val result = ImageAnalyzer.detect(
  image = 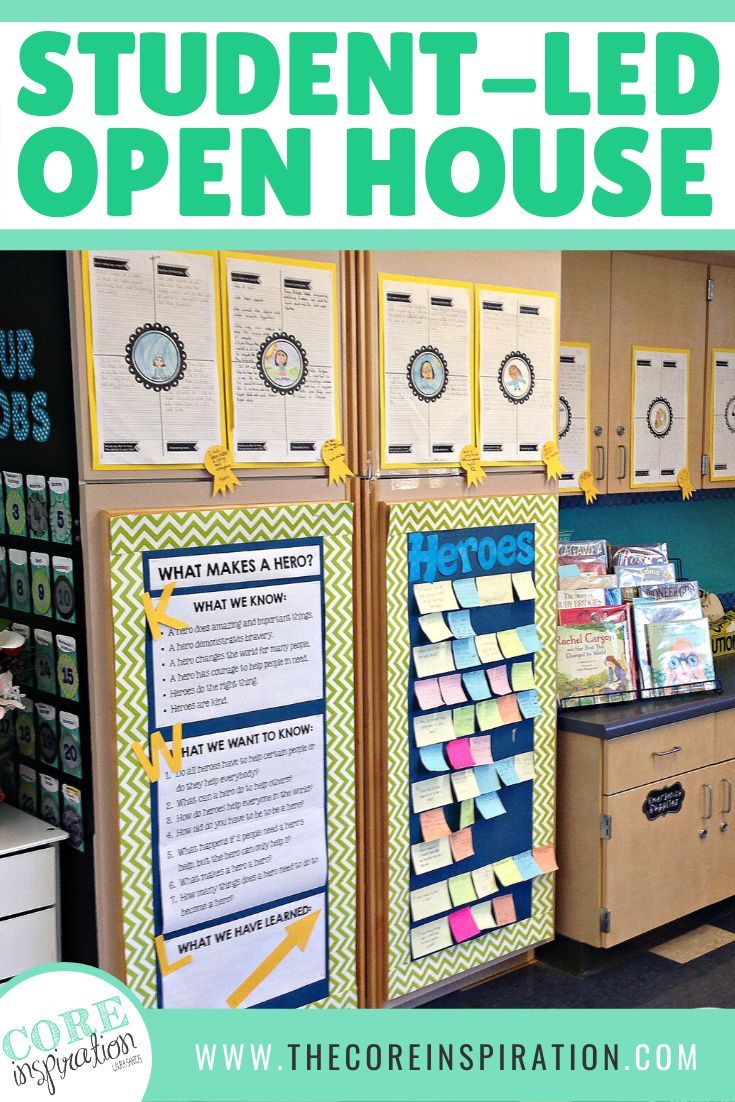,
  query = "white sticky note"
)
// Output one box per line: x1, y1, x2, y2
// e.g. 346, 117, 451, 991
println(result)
419, 612, 453, 643
410, 915, 453, 958
414, 582, 459, 615
475, 633, 503, 664
451, 768, 481, 801
414, 641, 455, 679
514, 751, 535, 782
512, 571, 537, 601
411, 774, 453, 813
410, 880, 452, 922
411, 837, 453, 876
470, 900, 497, 931
471, 863, 499, 899
413, 709, 456, 747
477, 574, 514, 606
